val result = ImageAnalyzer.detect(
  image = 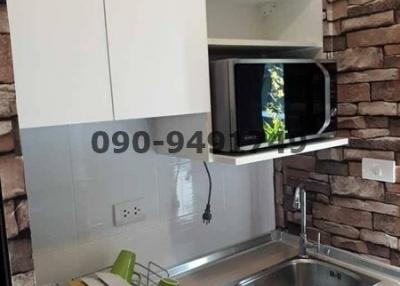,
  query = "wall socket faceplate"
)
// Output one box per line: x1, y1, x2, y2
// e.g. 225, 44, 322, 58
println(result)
362, 158, 396, 183
113, 198, 146, 227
